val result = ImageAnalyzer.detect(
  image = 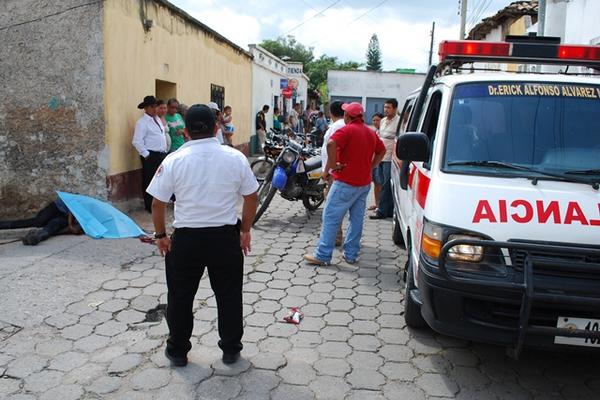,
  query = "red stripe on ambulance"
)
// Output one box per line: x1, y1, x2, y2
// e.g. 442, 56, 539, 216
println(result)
473, 200, 600, 226
415, 170, 431, 209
